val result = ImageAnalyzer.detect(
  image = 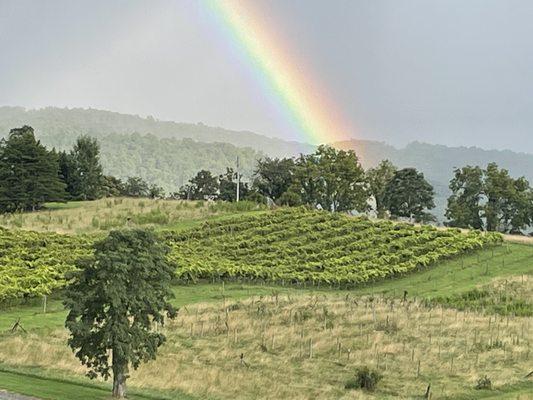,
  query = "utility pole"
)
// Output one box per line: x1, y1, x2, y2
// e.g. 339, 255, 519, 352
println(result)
236, 156, 240, 202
